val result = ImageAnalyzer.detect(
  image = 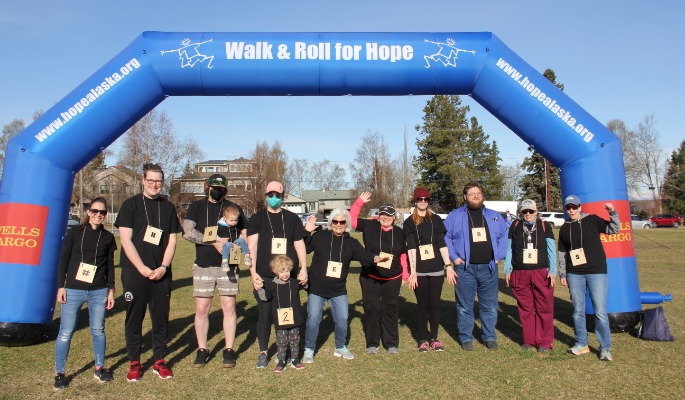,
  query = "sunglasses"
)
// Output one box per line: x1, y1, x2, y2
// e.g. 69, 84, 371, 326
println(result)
416, 197, 430, 203
522, 210, 536, 215
565, 204, 580, 210
331, 219, 347, 226
266, 191, 283, 199
89, 209, 107, 216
